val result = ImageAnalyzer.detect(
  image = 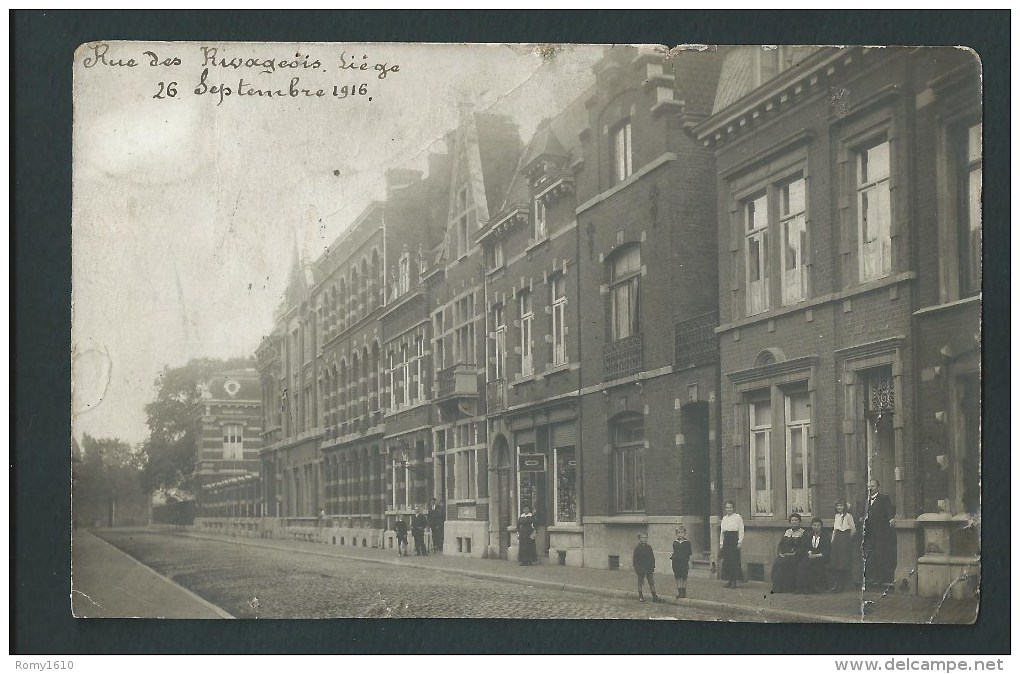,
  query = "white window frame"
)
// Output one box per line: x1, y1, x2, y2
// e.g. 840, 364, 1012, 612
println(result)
611, 120, 633, 184
551, 275, 567, 366
387, 352, 395, 412
612, 415, 645, 513
398, 253, 410, 295
415, 335, 425, 401
391, 459, 411, 510
553, 445, 578, 524
222, 423, 244, 460
400, 344, 410, 407
784, 391, 811, 517
492, 240, 505, 270
520, 291, 534, 376
534, 198, 547, 240
856, 138, 893, 283
749, 398, 773, 518
780, 176, 808, 306
493, 304, 506, 380
745, 193, 770, 316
